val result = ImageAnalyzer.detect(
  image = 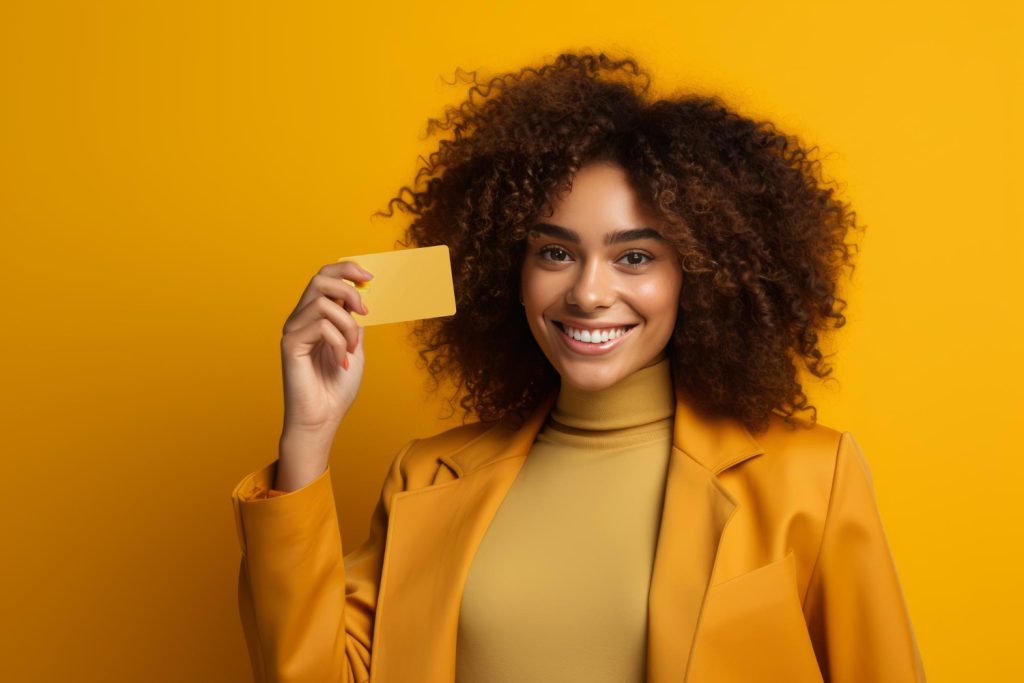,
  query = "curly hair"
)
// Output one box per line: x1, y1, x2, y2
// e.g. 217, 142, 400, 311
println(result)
373, 49, 863, 434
